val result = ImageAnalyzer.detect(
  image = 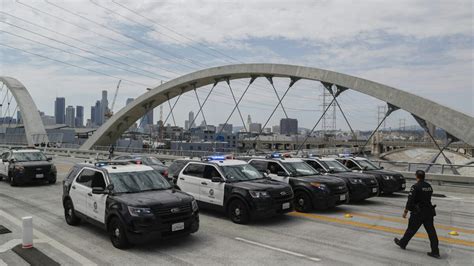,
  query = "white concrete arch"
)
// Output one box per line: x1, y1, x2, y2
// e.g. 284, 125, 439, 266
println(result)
0, 76, 49, 146
81, 64, 474, 149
